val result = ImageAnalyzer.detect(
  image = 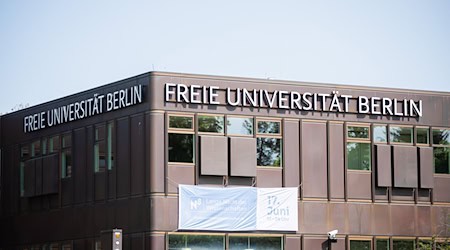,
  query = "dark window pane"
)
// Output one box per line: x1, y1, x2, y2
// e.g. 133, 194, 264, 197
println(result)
417, 128, 429, 144
373, 125, 387, 143
62, 134, 72, 148
434, 147, 450, 174
350, 240, 371, 250
230, 236, 282, 250
21, 145, 30, 159
258, 121, 281, 134
348, 126, 369, 139
42, 138, 47, 155
347, 142, 371, 170
257, 137, 282, 166
62, 149, 72, 178
433, 129, 450, 145
95, 125, 105, 141
227, 117, 253, 135
169, 116, 193, 129
418, 240, 433, 250
393, 239, 415, 250
20, 162, 24, 197
49, 135, 60, 153
168, 234, 224, 250
376, 239, 389, 250
390, 126, 413, 143
31, 140, 41, 157
198, 115, 224, 133
94, 141, 106, 173
107, 122, 115, 170
169, 133, 194, 163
